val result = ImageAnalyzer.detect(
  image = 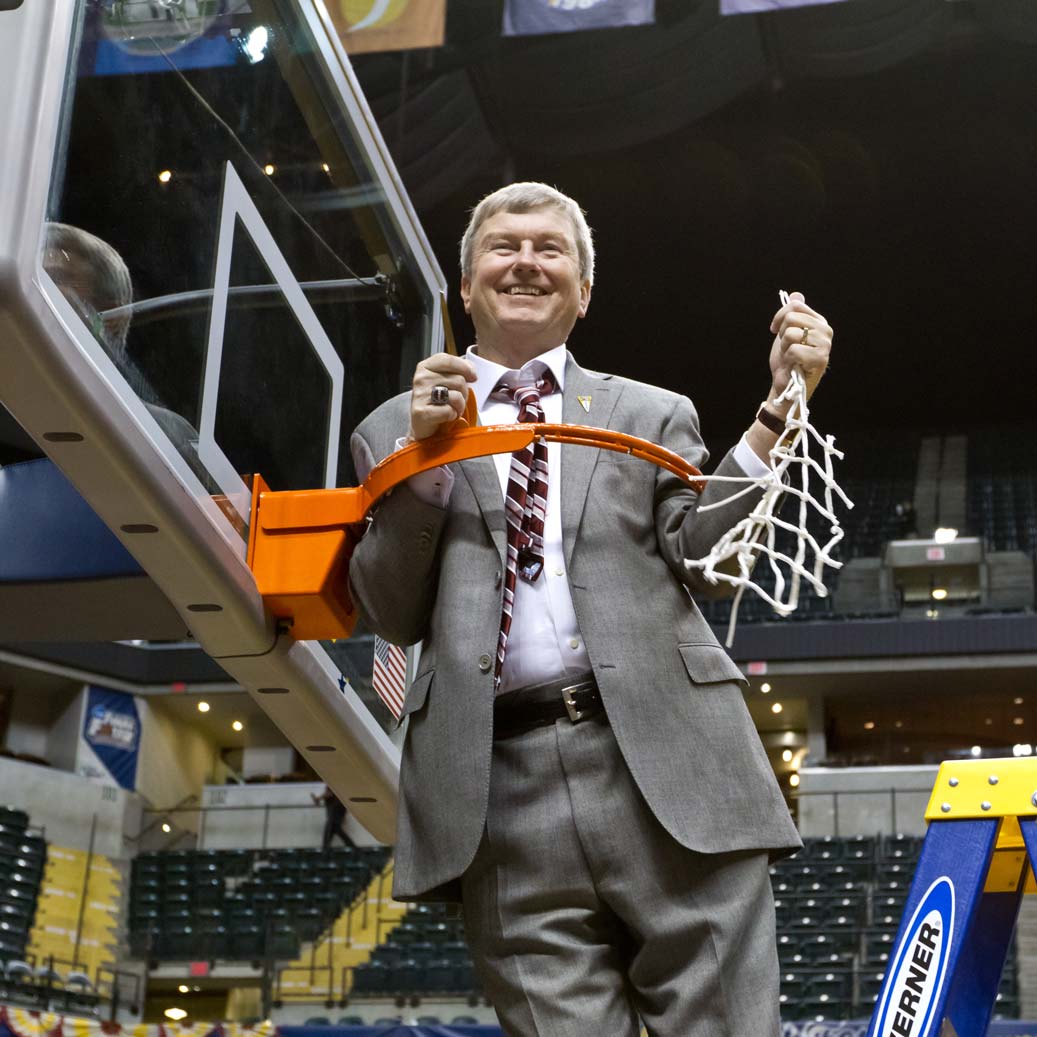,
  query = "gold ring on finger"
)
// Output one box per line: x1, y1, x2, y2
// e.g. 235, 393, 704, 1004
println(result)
800, 326, 810, 345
